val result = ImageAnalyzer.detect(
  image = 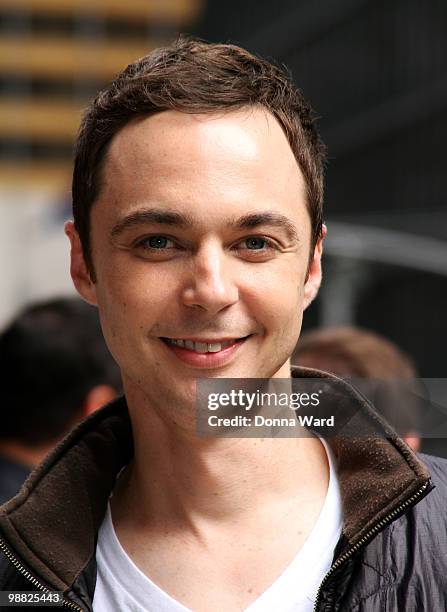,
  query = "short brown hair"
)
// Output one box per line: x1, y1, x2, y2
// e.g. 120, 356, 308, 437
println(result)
72, 36, 326, 276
